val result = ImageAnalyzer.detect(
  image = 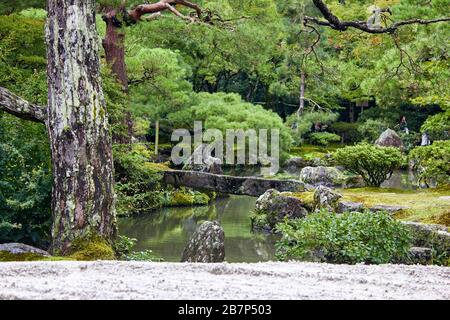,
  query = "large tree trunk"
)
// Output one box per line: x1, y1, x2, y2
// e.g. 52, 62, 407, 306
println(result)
46, 0, 116, 254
